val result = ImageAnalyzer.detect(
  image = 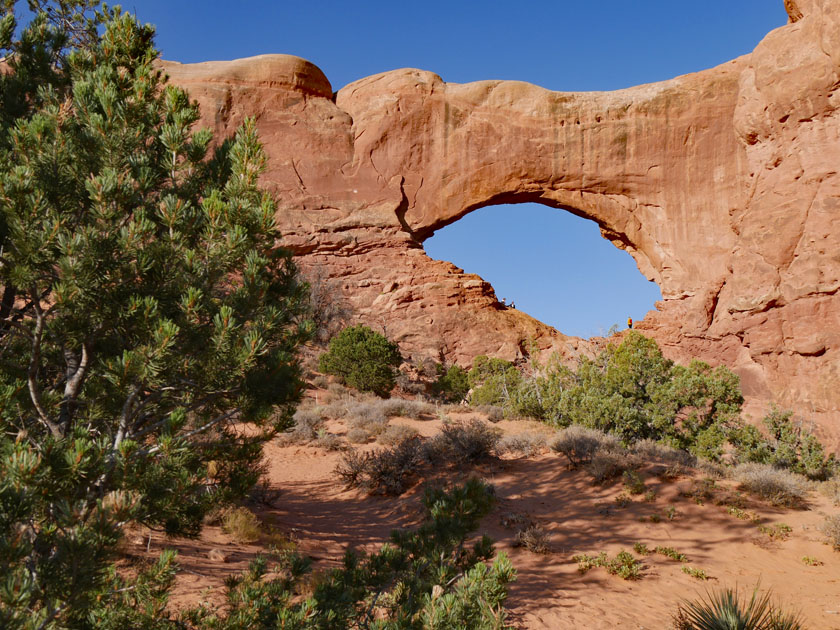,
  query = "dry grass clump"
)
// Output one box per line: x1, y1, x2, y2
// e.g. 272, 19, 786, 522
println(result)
344, 402, 388, 439
632, 439, 696, 479
221, 507, 262, 543
587, 449, 635, 484
335, 437, 424, 495
551, 425, 621, 468
821, 514, 840, 550
377, 423, 420, 446
497, 432, 547, 457
315, 431, 346, 451
516, 524, 551, 554
475, 404, 504, 423
425, 419, 501, 465
310, 374, 330, 389
377, 398, 433, 419
819, 478, 840, 506
734, 463, 809, 507
346, 427, 373, 444
280, 407, 325, 443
